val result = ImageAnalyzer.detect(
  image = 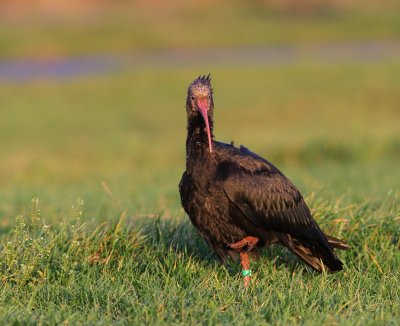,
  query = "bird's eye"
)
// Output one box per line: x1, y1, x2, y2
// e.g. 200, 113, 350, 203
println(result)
190, 96, 195, 101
